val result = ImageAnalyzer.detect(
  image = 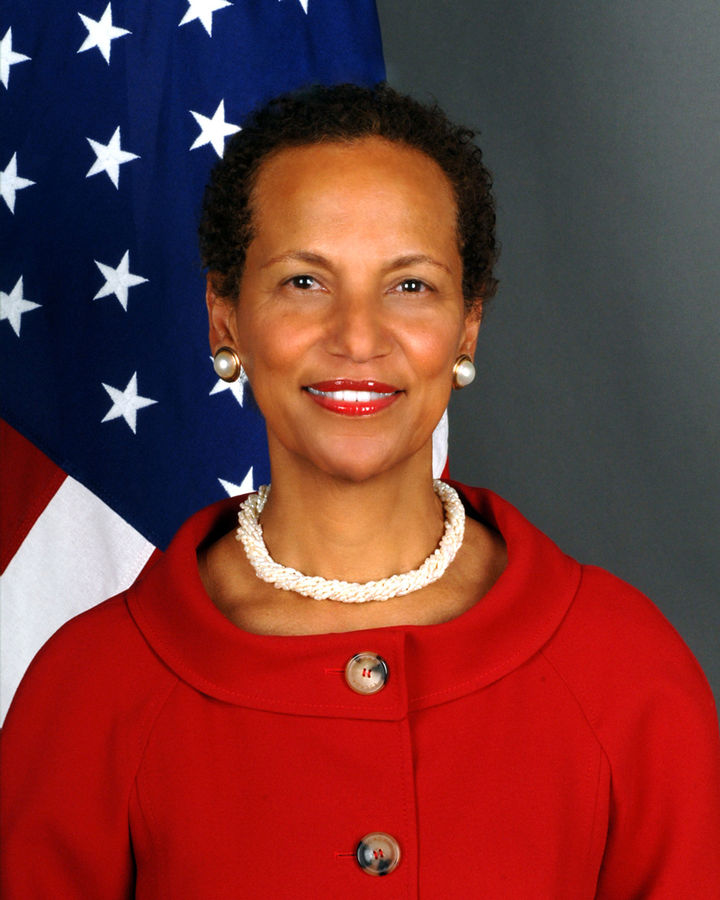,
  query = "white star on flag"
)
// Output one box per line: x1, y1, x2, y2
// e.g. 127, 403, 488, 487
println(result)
77, 3, 130, 64
0, 276, 41, 337
0, 152, 35, 213
209, 358, 247, 406
86, 127, 140, 188
101, 372, 158, 434
94, 251, 149, 311
219, 468, 254, 496
190, 100, 240, 157
179, 0, 233, 37
1, 27, 31, 89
